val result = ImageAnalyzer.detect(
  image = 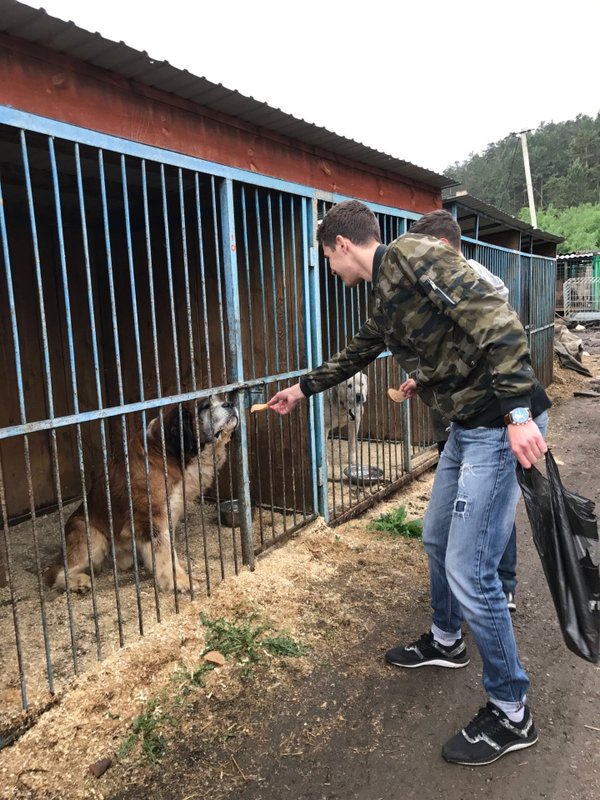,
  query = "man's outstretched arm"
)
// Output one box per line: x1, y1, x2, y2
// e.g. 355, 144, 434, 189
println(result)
268, 382, 305, 415
268, 316, 386, 415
